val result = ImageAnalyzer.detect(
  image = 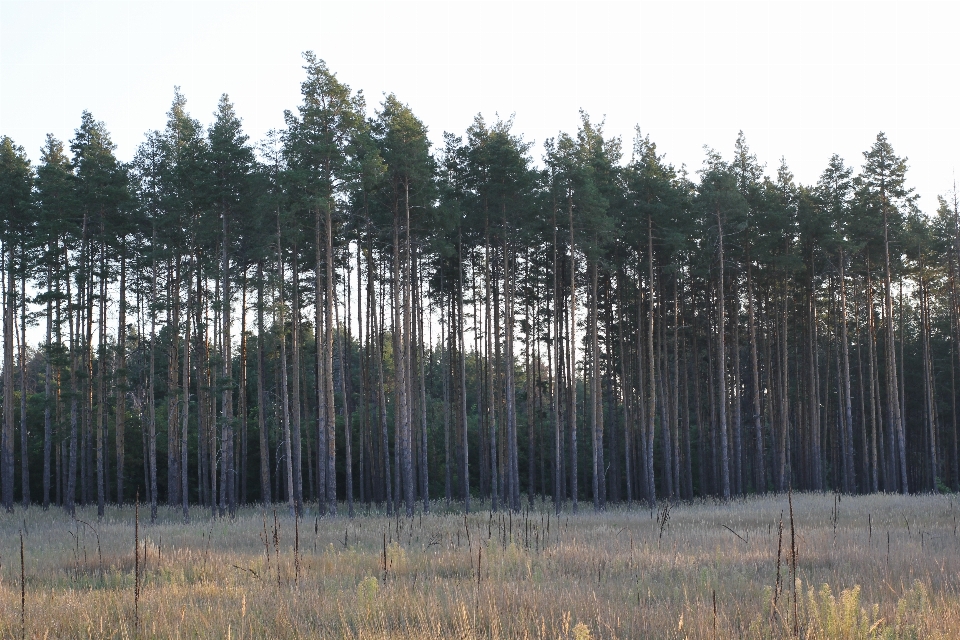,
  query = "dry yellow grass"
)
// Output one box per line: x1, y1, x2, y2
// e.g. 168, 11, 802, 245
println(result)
0, 493, 958, 638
